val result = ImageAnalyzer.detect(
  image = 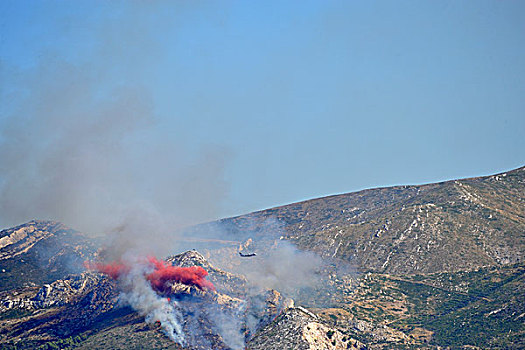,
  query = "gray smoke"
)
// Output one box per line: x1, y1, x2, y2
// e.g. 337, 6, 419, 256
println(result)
0, 58, 229, 236
0, 5, 233, 344
239, 239, 323, 295
0, 5, 335, 348
199, 218, 324, 297
209, 300, 247, 350
183, 218, 325, 347
0, 3, 230, 238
